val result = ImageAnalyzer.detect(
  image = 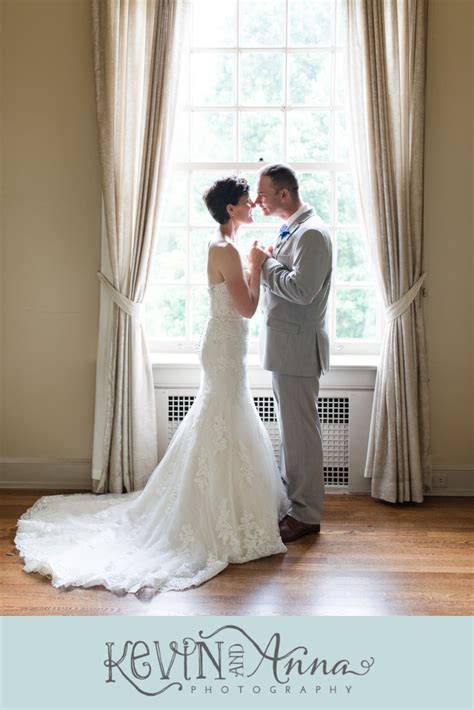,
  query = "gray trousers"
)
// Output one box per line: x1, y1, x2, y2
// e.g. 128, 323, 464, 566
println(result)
272, 372, 324, 524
